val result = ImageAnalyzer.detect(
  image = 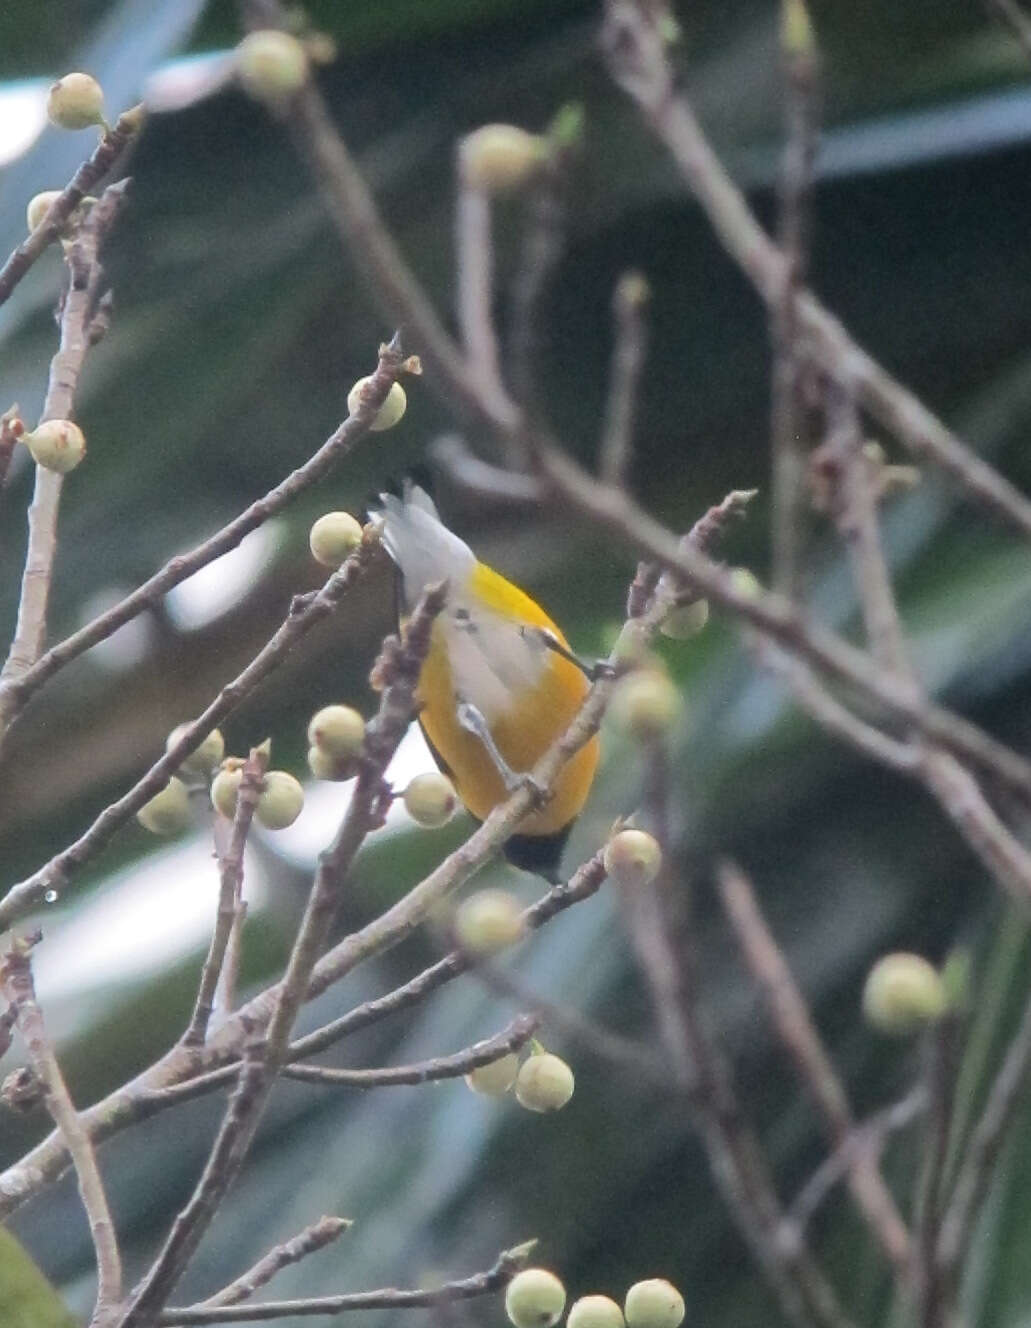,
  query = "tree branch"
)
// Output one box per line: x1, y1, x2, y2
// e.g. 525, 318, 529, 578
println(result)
0, 531, 386, 930
0, 106, 143, 307
716, 859, 912, 1279
0, 336, 407, 741
282, 1014, 539, 1087
2, 181, 128, 690
156, 1242, 534, 1325
1, 937, 123, 1324
197, 1216, 351, 1310
600, 0, 1031, 539
181, 747, 268, 1048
